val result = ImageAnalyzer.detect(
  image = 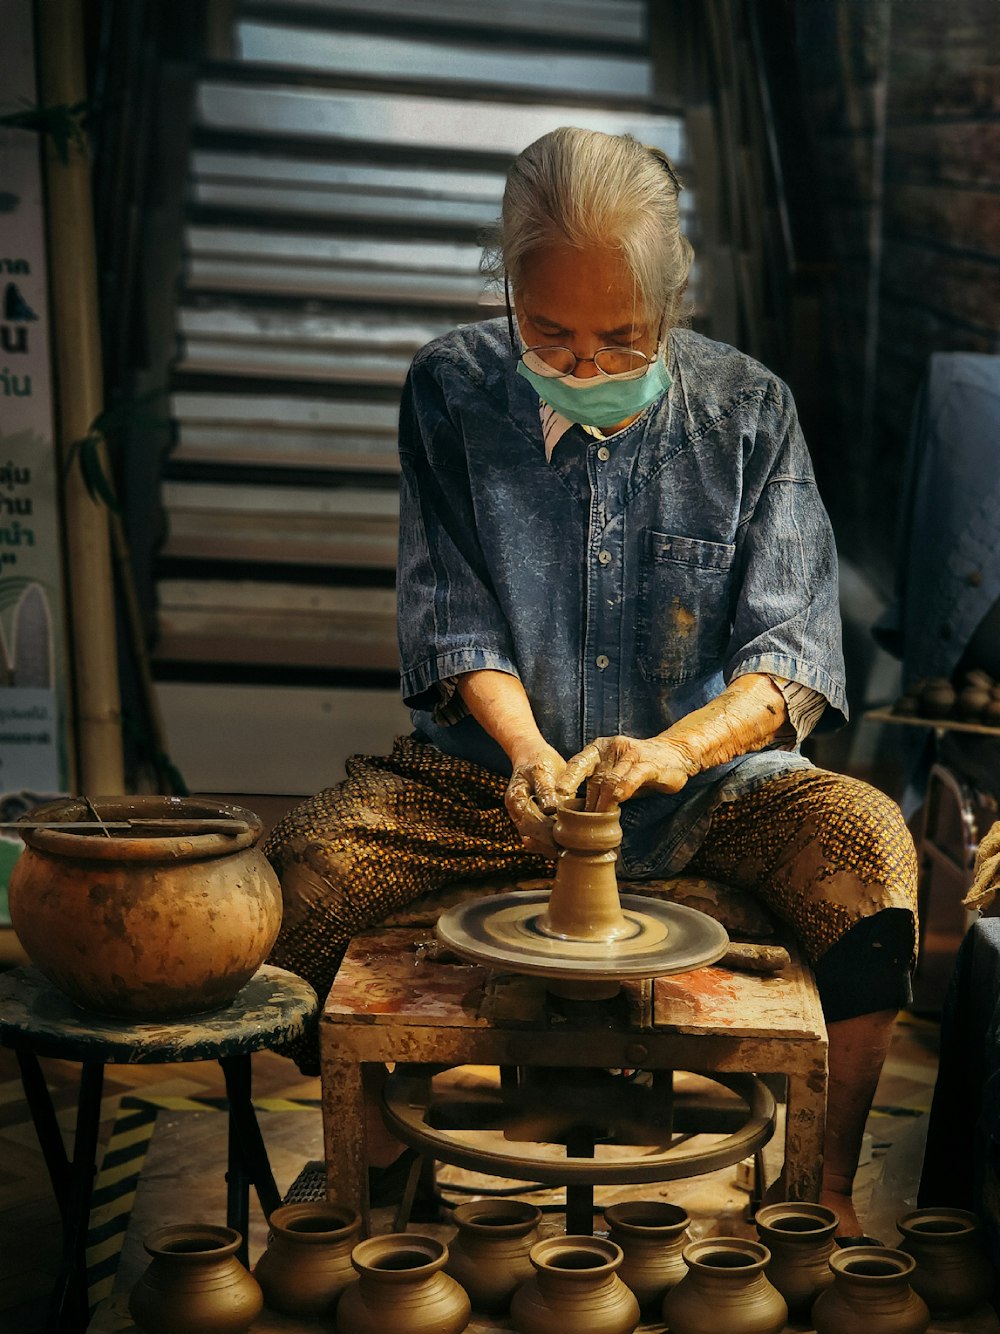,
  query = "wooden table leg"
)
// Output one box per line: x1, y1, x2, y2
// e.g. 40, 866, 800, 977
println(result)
322, 1058, 370, 1233
783, 1058, 828, 1202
